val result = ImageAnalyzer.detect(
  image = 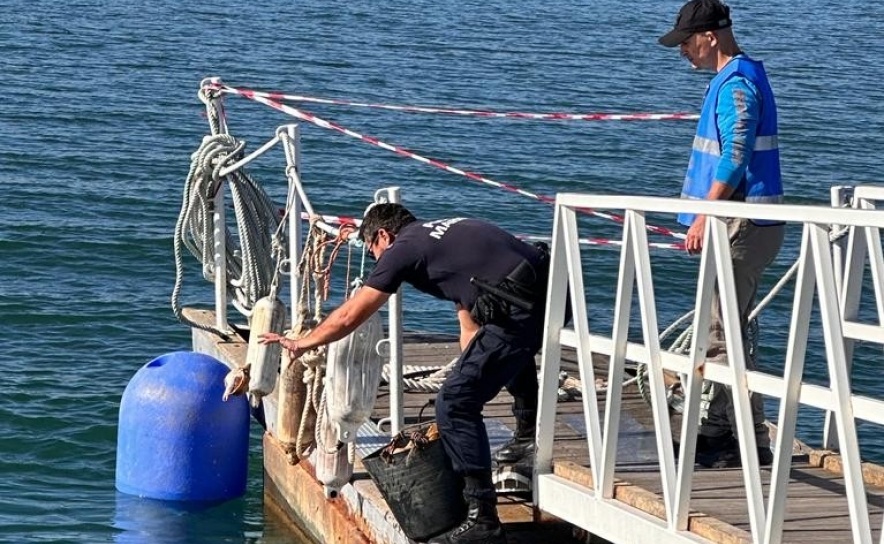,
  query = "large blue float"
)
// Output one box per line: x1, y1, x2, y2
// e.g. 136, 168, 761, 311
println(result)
115, 351, 250, 501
